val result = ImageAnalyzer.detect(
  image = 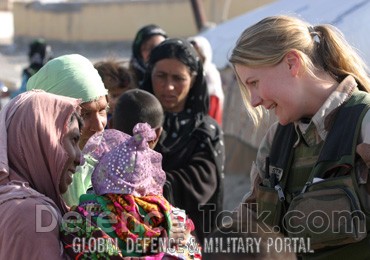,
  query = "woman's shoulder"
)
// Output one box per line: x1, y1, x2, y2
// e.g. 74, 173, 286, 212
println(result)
0, 196, 60, 235
0, 197, 67, 259
0, 195, 56, 213
194, 115, 223, 139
